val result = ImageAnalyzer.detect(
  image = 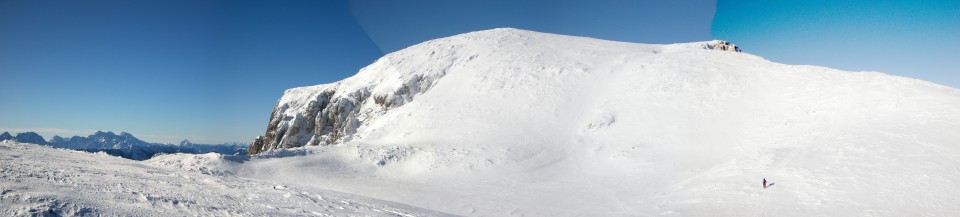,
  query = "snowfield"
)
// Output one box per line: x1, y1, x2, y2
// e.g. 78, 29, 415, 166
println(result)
238, 28, 960, 216
0, 141, 449, 216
